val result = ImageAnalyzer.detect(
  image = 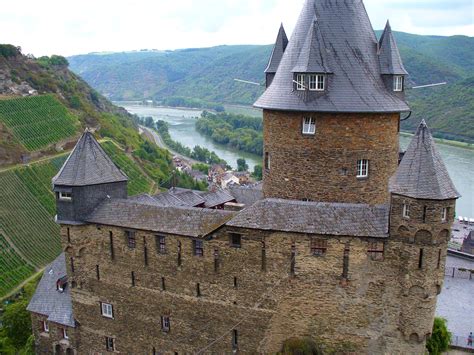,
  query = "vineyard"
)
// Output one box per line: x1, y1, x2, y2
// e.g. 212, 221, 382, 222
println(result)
0, 95, 80, 151
102, 141, 154, 195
